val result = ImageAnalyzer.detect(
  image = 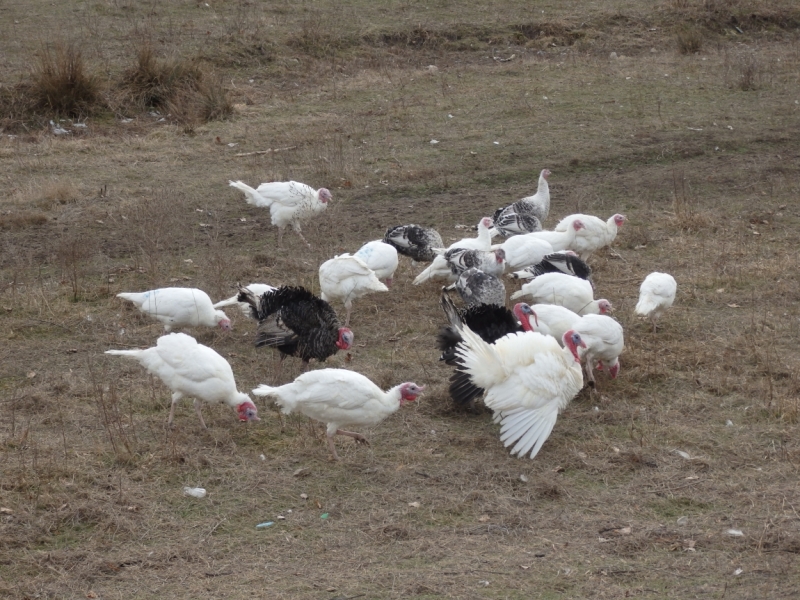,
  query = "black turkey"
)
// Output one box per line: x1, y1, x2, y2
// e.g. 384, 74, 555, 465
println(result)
237, 285, 353, 369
